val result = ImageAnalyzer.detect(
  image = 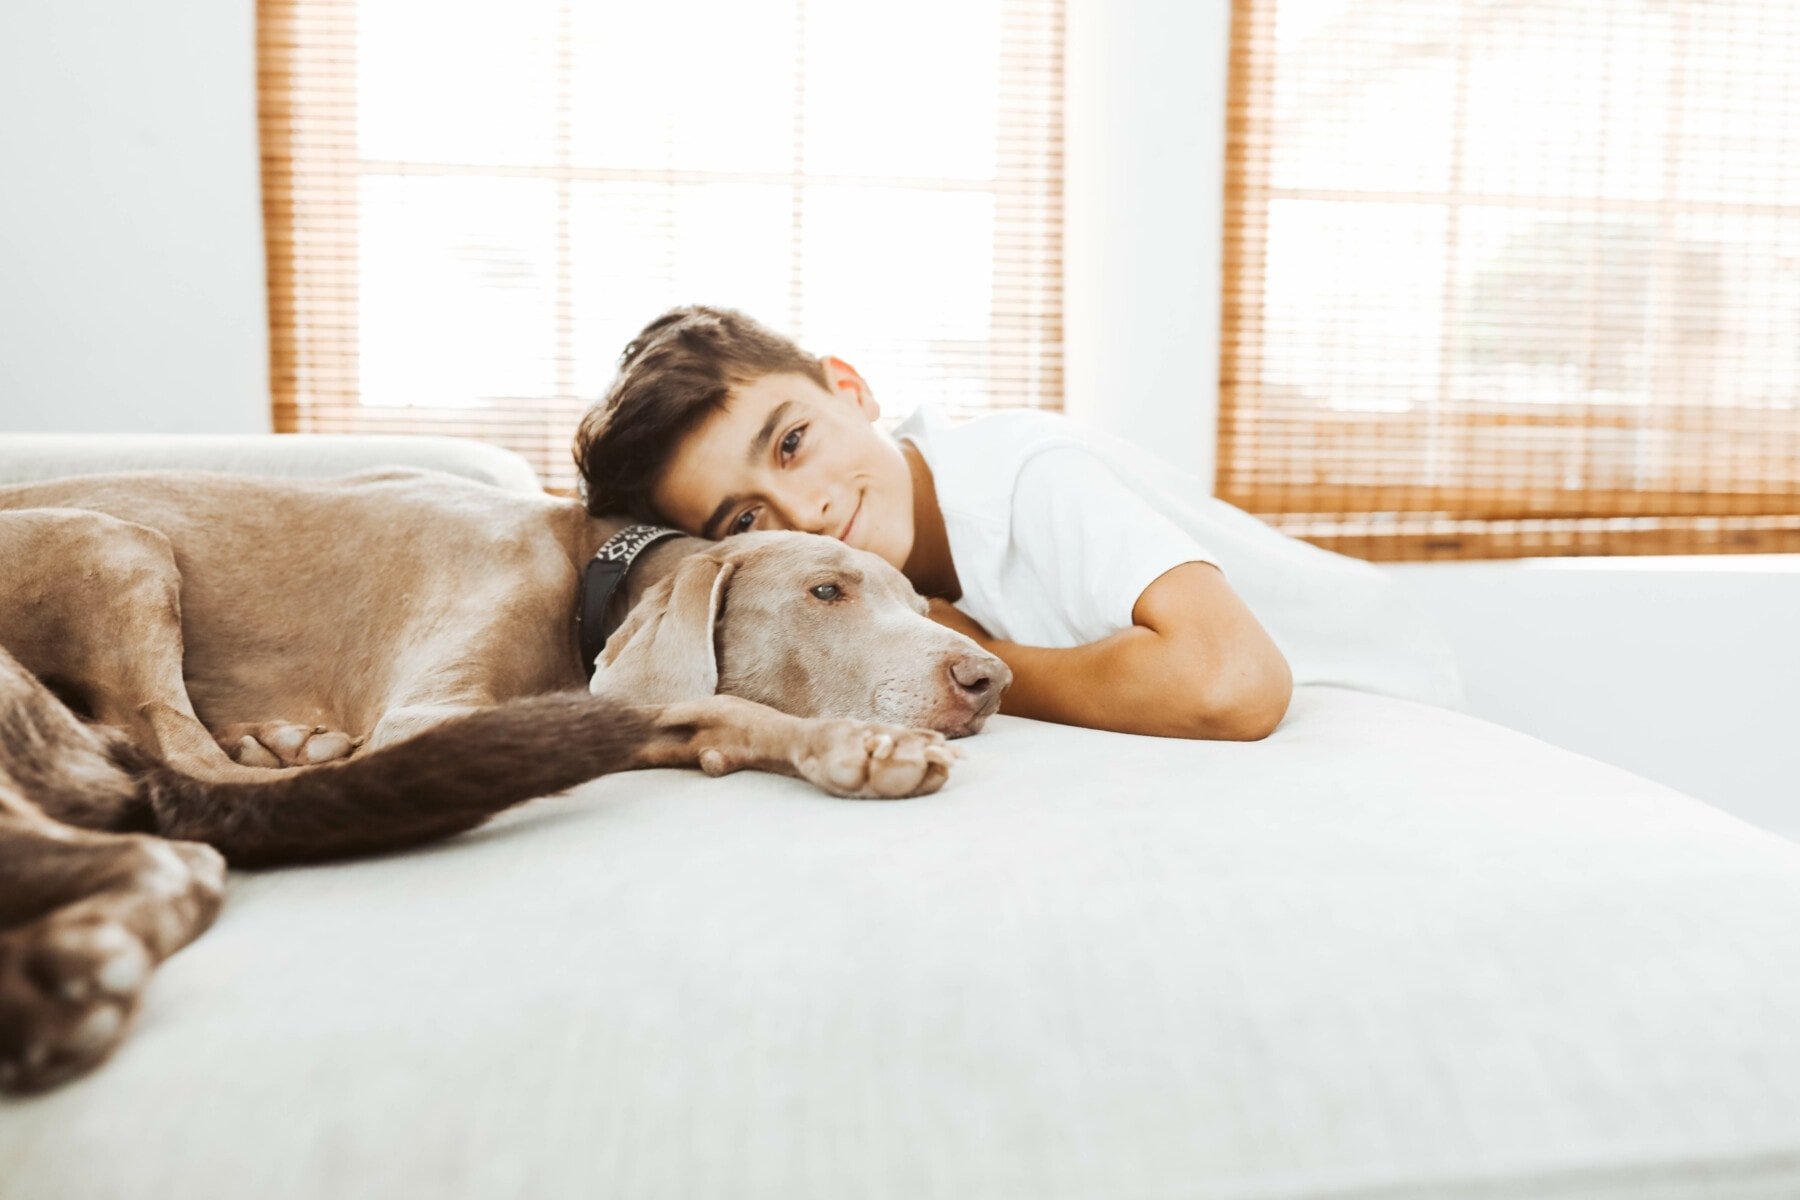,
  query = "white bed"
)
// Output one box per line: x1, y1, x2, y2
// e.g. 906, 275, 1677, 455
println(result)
4, 685, 1800, 1199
